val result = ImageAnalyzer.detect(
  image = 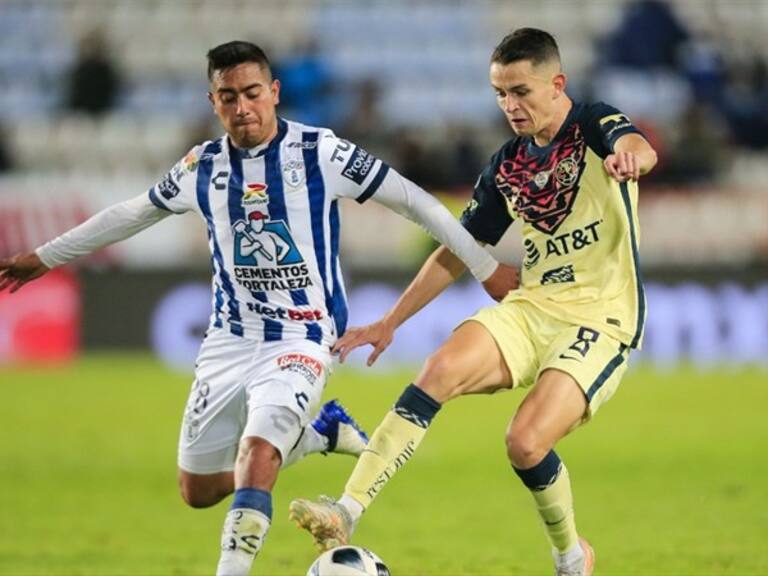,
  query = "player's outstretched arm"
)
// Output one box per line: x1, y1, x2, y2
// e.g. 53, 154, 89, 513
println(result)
0, 252, 50, 293
334, 244, 463, 365
36, 193, 170, 269
1, 193, 170, 295
603, 133, 658, 182
334, 247, 518, 366
370, 171, 500, 284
